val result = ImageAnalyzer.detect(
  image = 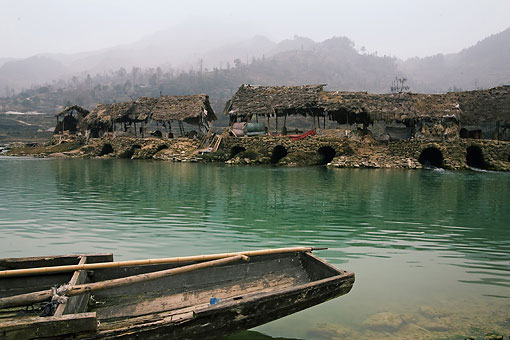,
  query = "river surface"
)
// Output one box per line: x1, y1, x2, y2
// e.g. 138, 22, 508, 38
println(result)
1, 157, 509, 339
